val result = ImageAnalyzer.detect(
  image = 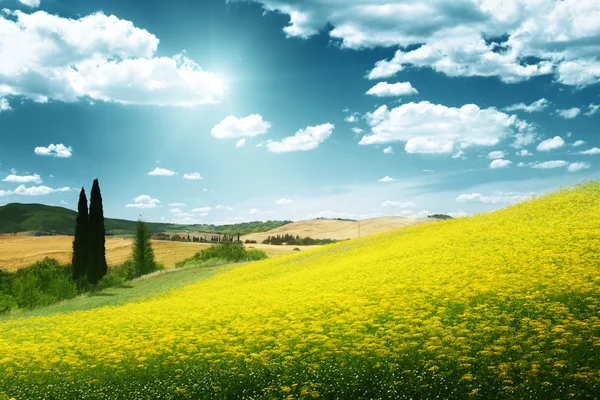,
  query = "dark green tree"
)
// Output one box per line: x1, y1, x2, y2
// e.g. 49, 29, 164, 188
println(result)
87, 179, 107, 290
132, 219, 157, 277
71, 187, 90, 293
